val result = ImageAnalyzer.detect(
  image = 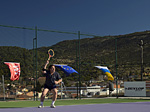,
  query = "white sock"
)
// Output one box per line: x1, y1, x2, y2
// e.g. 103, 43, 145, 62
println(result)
40, 102, 43, 105
51, 101, 55, 105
